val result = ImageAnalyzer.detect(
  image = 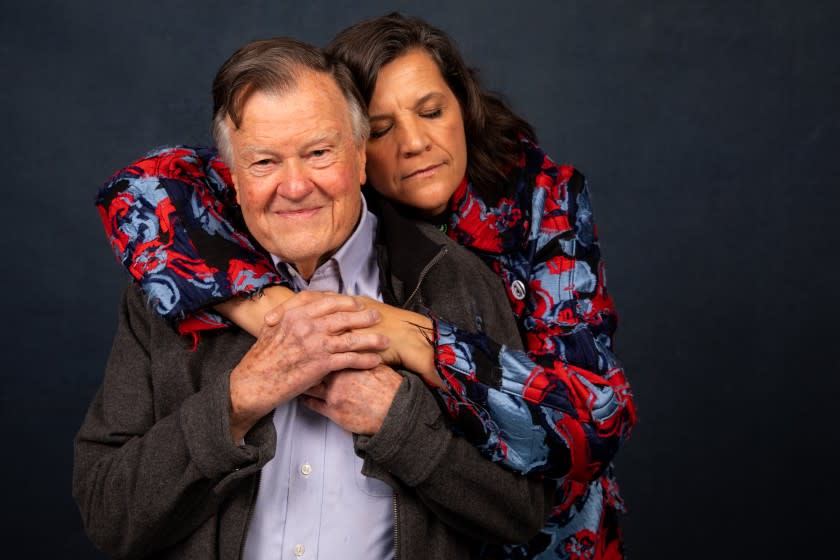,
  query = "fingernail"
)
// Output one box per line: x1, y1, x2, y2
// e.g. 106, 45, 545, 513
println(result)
265, 311, 278, 323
